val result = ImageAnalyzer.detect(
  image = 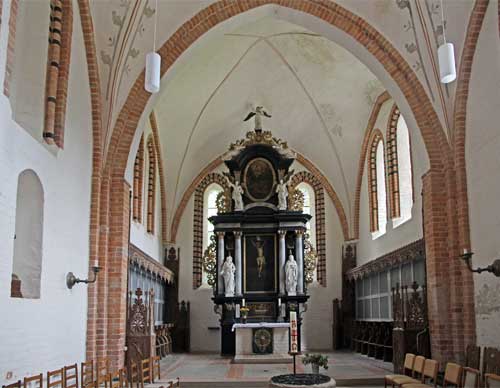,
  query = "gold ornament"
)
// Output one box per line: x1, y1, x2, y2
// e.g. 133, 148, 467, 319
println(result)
224, 130, 296, 160
303, 233, 318, 284
288, 188, 305, 212
202, 234, 217, 287
216, 190, 231, 213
